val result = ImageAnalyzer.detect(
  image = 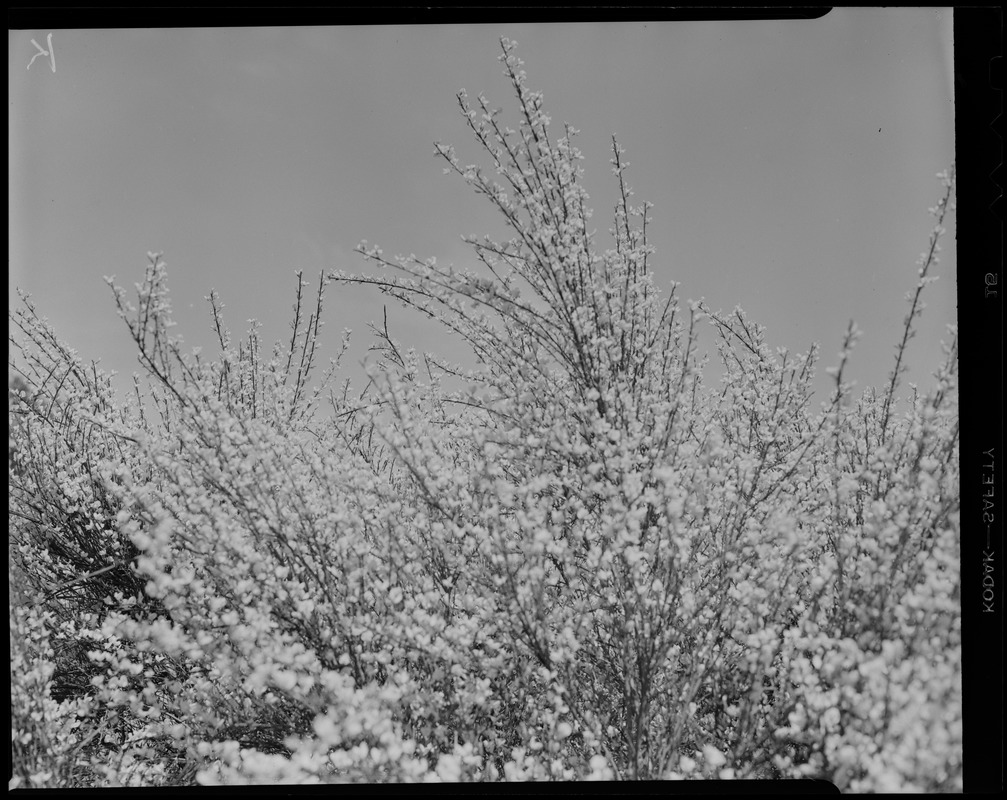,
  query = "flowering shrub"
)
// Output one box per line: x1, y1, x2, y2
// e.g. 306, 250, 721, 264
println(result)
9, 39, 959, 789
